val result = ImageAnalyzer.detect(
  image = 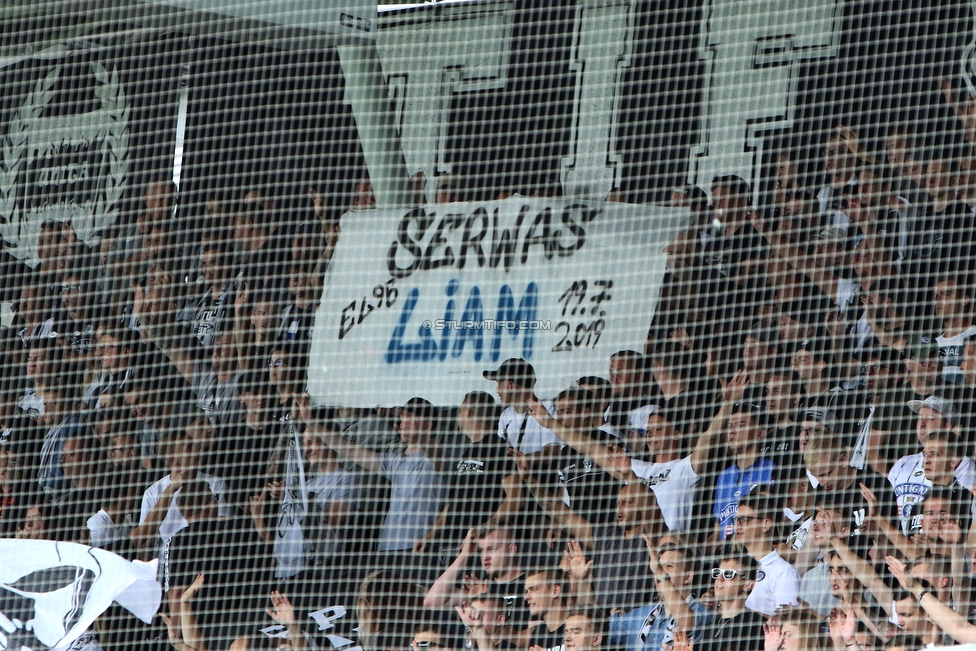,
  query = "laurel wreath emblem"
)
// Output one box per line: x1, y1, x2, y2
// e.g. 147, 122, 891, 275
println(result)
0, 61, 129, 265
